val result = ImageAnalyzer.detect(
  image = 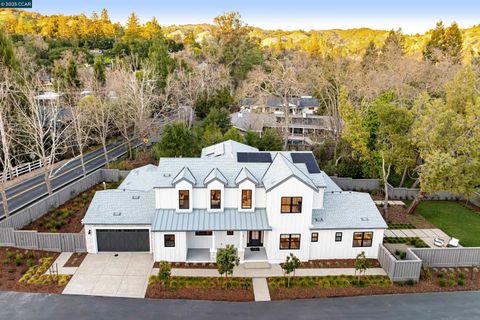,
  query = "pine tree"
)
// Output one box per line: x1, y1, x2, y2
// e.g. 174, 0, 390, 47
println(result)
382, 29, 405, 56
93, 57, 106, 86
423, 21, 446, 63
66, 56, 81, 88
143, 17, 162, 39
362, 40, 379, 69
148, 32, 173, 89
0, 29, 18, 70
444, 22, 463, 64
125, 12, 141, 39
